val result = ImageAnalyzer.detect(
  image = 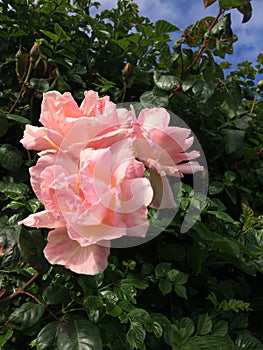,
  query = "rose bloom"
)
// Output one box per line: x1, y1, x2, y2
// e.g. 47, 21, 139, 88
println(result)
117, 106, 203, 208
20, 139, 153, 275
20, 90, 203, 275
20, 90, 128, 153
